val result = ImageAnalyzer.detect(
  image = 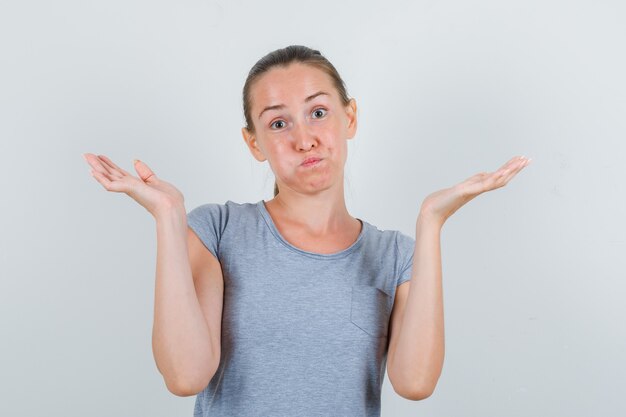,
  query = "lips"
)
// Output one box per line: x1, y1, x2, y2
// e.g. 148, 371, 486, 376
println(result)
301, 157, 322, 166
